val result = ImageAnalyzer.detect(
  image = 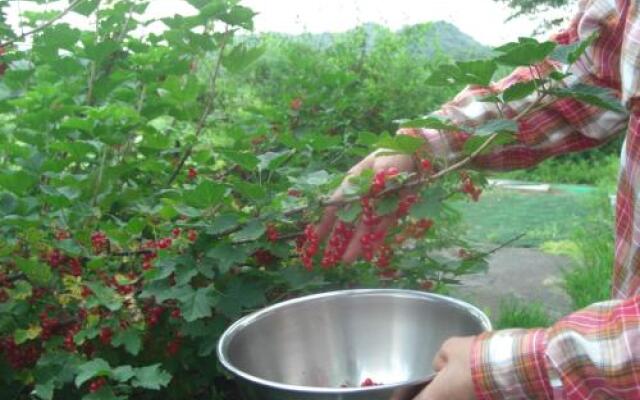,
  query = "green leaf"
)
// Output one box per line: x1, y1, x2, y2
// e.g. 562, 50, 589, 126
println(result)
206, 243, 251, 273
112, 329, 142, 356
549, 84, 626, 113
299, 170, 331, 186
112, 366, 135, 383
495, 39, 556, 66
475, 120, 518, 136
84, 40, 121, 64
183, 181, 226, 208
217, 279, 266, 318
86, 282, 123, 312
426, 60, 497, 87
218, 150, 259, 171
410, 187, 446, 220
337, 203, 362, 223
219, 5, 256, 30
0, 170, 37, 195
16, 258, 52, 286
206, 214, 240, 235
223, 44, 265, 73
75, 358, 111, 388
376, 196, 400, 216
502, 81, 537, 103
399, 116, 458, 131
132, 364, 172, 390
33, 381, 54, 400
463, 132, 516, 155
73, 0, 100, 16
180, 286, 217, 322
376, 134, 425, 154
14, 325, 41, 344
81, 386, 125, 400
230, 220, 265, 243
550, 32, 598, 65
456, 59, 498, 86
